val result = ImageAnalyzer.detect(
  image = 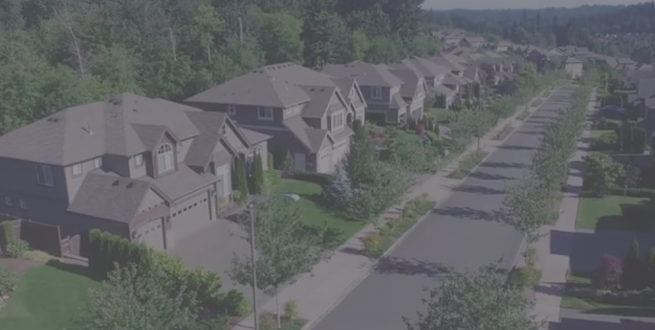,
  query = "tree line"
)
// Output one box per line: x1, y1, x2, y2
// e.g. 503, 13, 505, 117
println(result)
0, 0, 437, 135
